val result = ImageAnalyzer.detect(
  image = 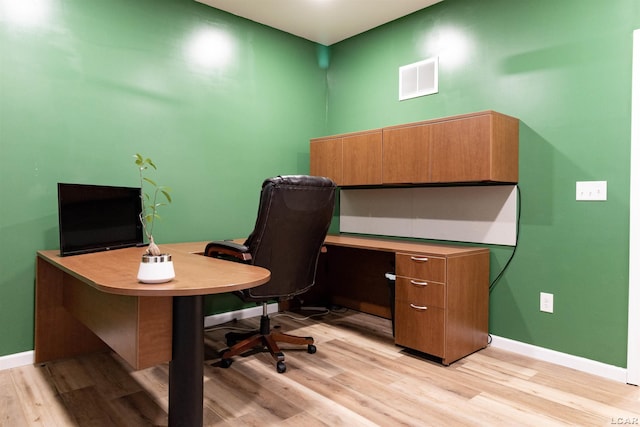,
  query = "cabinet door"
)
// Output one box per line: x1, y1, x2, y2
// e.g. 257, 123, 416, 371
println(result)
430, 115, 491, 183
382, 125, 431, 184
310, 137, 342, 185
342, 131, 382, 186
